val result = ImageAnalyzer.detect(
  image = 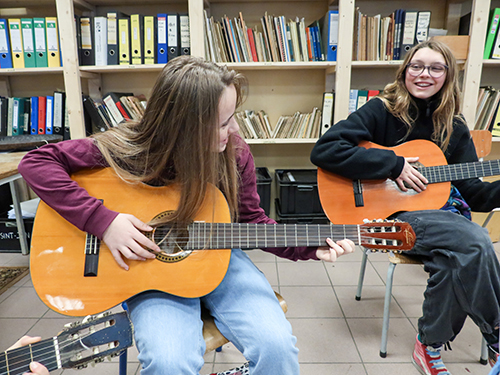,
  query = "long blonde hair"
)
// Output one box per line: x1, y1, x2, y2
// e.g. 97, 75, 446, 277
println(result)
379, 39, 464, 151
92, 56, 247, 225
